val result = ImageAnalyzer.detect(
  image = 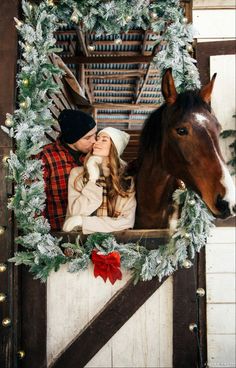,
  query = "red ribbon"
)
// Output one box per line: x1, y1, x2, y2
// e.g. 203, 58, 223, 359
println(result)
91, 249, 122, 285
